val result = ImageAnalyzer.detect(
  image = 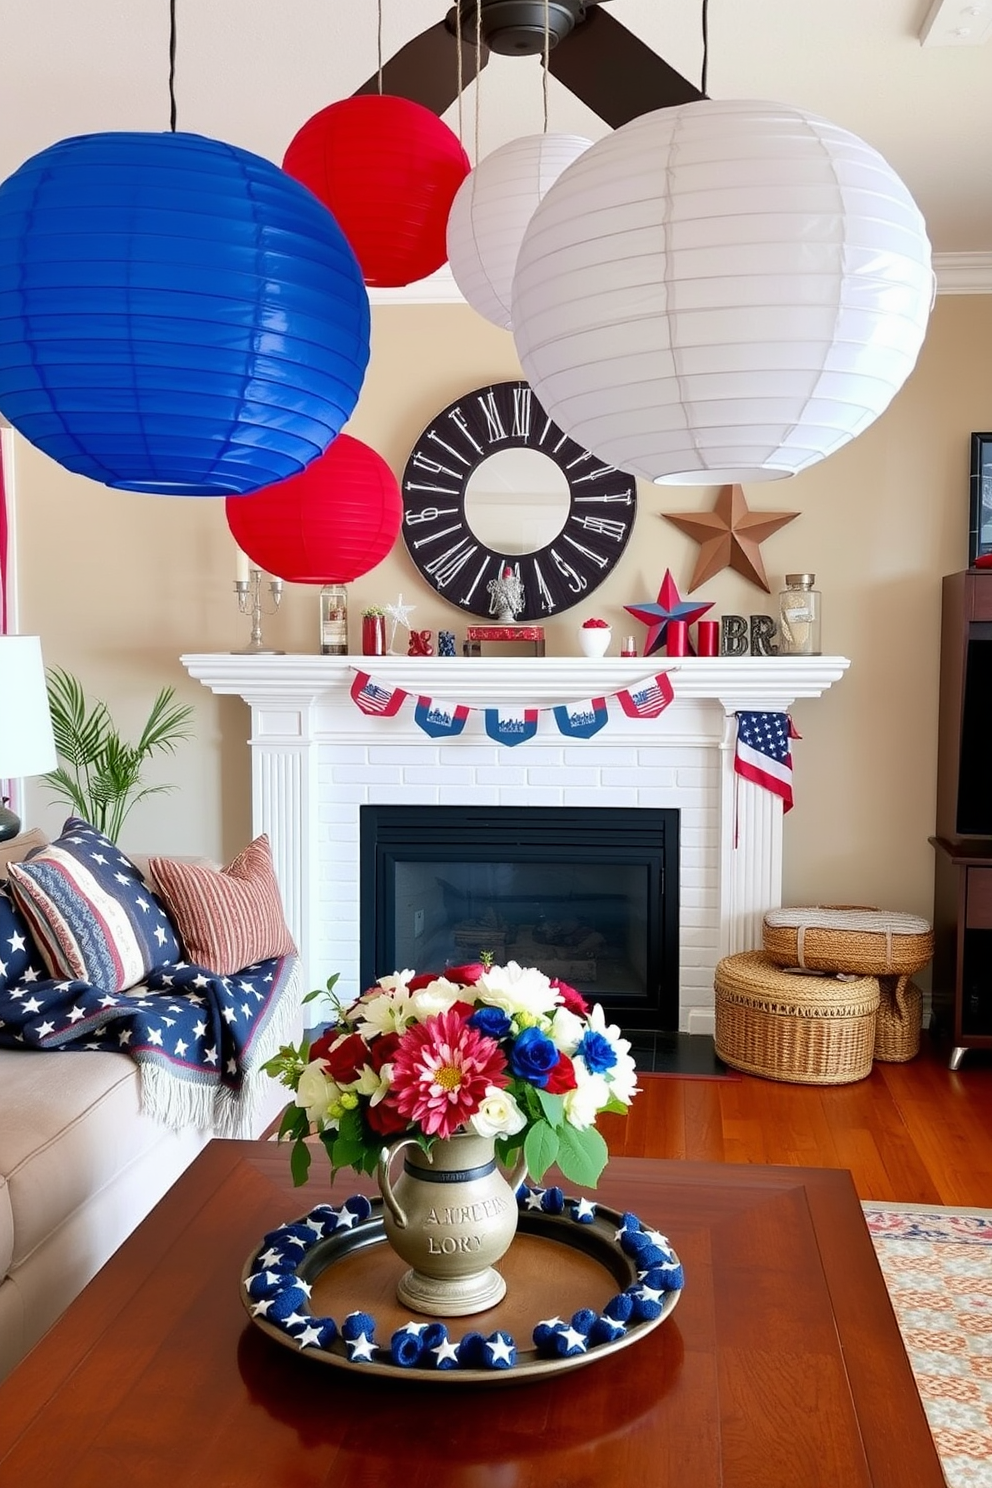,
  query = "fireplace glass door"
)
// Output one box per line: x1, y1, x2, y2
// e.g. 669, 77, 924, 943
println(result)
360, 806, 679, 1034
